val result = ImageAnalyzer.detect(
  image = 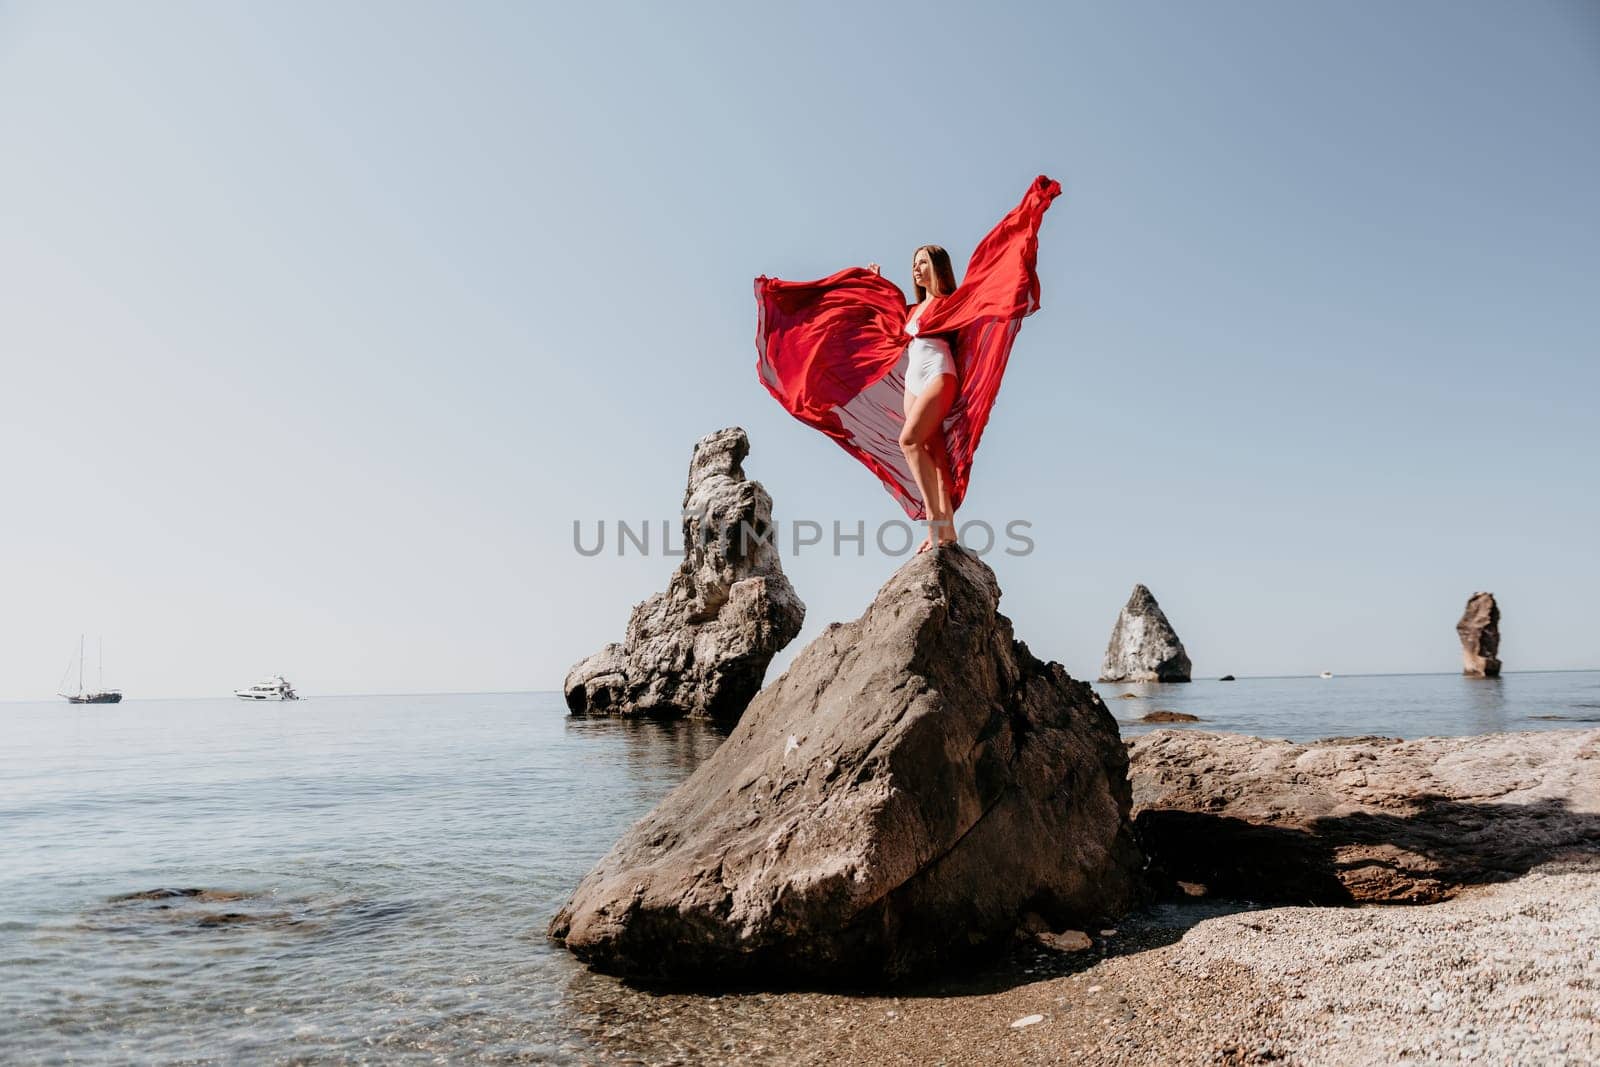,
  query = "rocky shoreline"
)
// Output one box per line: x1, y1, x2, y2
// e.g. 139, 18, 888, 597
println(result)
554, 719, 1599, 1065
564, 854, 1600, 1065
1130, 728, 1600, 904
552, 540, 1597, 1063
